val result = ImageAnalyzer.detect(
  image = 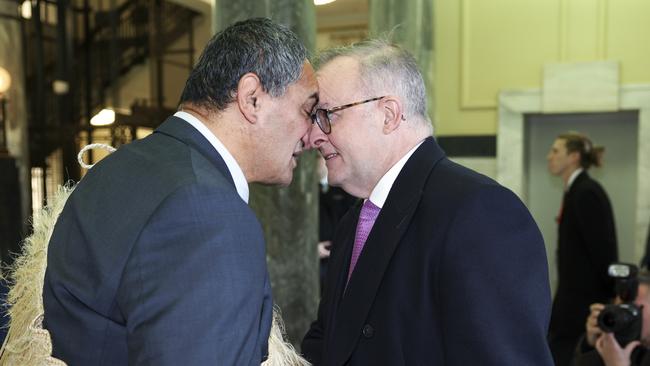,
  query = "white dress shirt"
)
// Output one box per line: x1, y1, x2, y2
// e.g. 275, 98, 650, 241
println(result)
566, 167, 584, 191
174, 111, 249, 203
368, 140, 425, 208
